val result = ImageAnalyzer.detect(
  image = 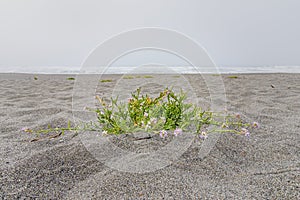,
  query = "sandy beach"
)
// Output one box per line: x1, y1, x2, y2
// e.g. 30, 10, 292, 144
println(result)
0, 73, 299, 199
